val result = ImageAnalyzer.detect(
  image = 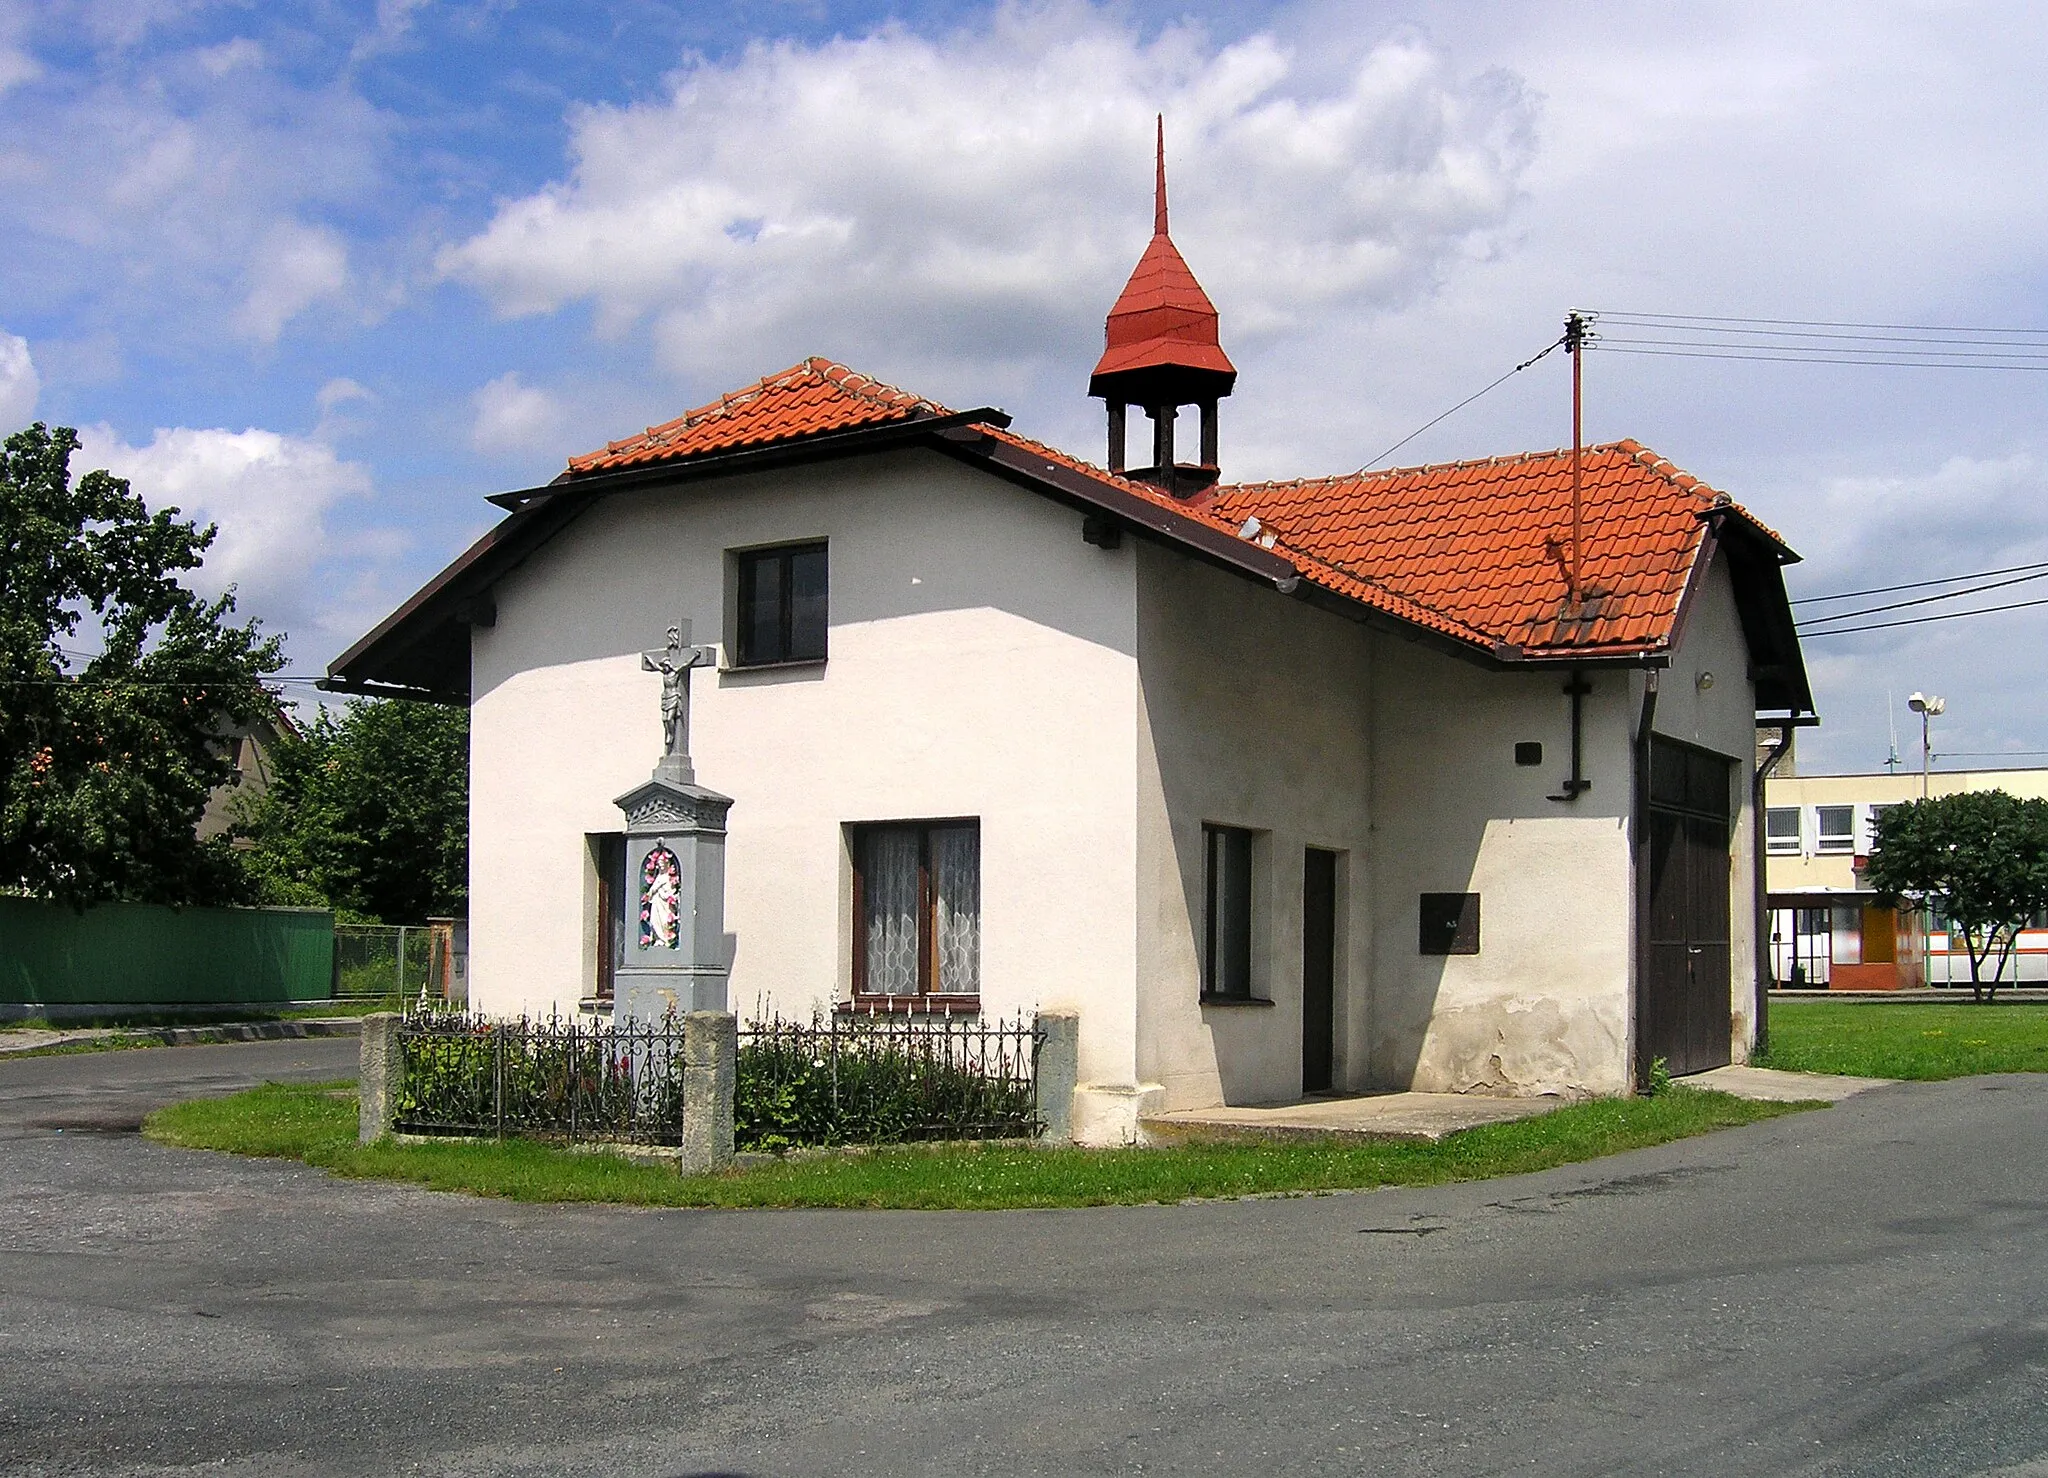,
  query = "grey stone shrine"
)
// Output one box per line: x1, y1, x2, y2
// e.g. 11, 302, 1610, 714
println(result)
611, 621, 733, 1024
